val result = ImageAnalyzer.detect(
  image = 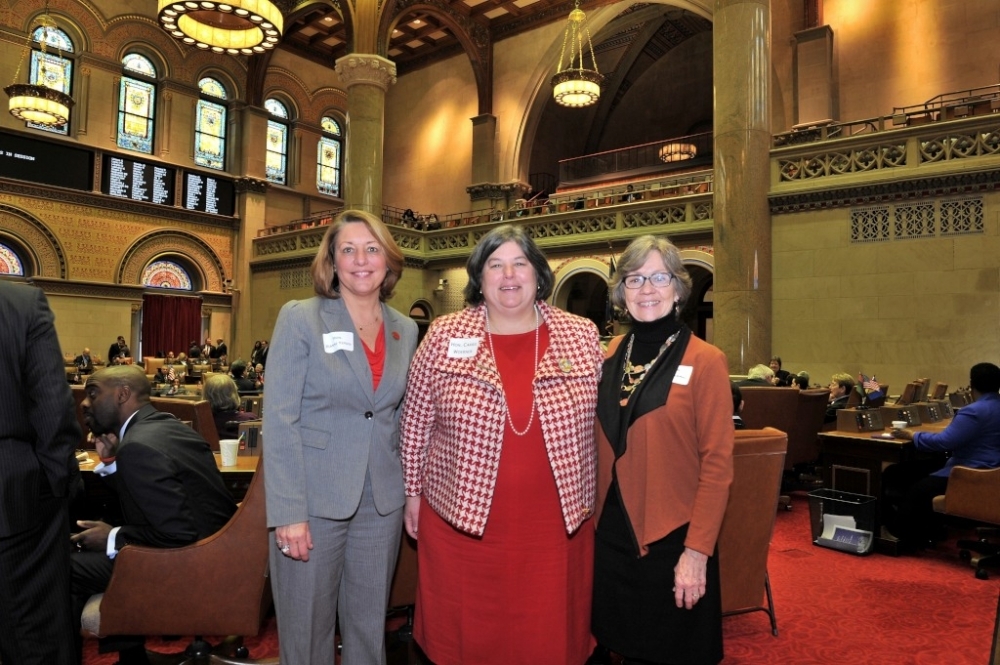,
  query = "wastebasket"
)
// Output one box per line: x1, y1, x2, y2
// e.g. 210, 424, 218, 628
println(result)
807, 488, 876, 555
